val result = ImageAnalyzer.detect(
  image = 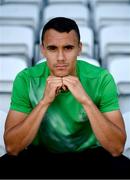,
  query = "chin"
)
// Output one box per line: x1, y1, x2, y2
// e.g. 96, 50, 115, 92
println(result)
54, 72, 69, 77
